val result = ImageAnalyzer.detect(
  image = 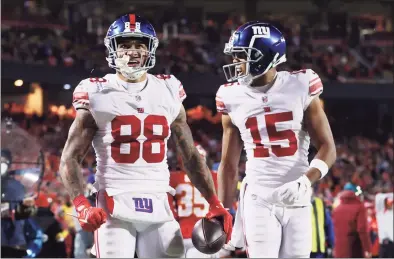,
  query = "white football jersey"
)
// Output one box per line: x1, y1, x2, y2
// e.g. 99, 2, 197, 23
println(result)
73, 73, 186, 195
216, 69, 323, 202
